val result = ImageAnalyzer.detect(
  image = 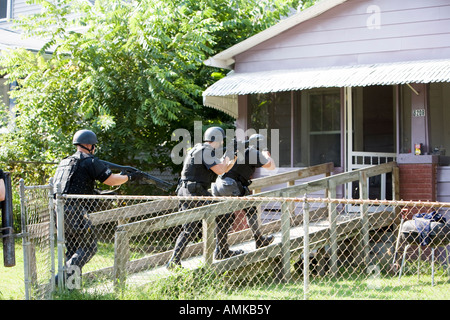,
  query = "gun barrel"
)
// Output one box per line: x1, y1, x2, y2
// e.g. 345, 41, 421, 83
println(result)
100, 160, 135, 172
100, 160, 173, 191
